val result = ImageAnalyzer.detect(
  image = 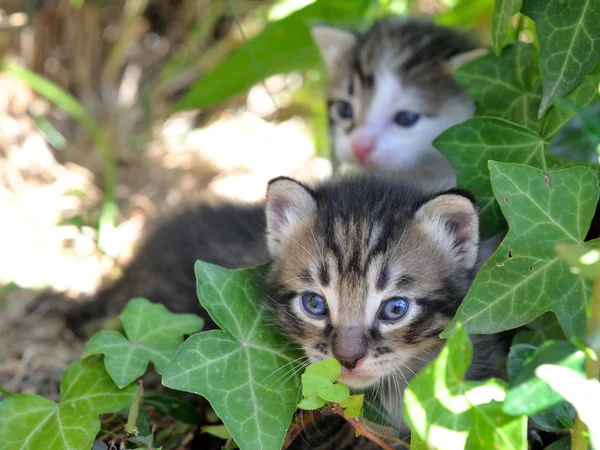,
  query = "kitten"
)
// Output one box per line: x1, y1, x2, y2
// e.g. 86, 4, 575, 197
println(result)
264, 175, 508, 441
311, 17, 486, 191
